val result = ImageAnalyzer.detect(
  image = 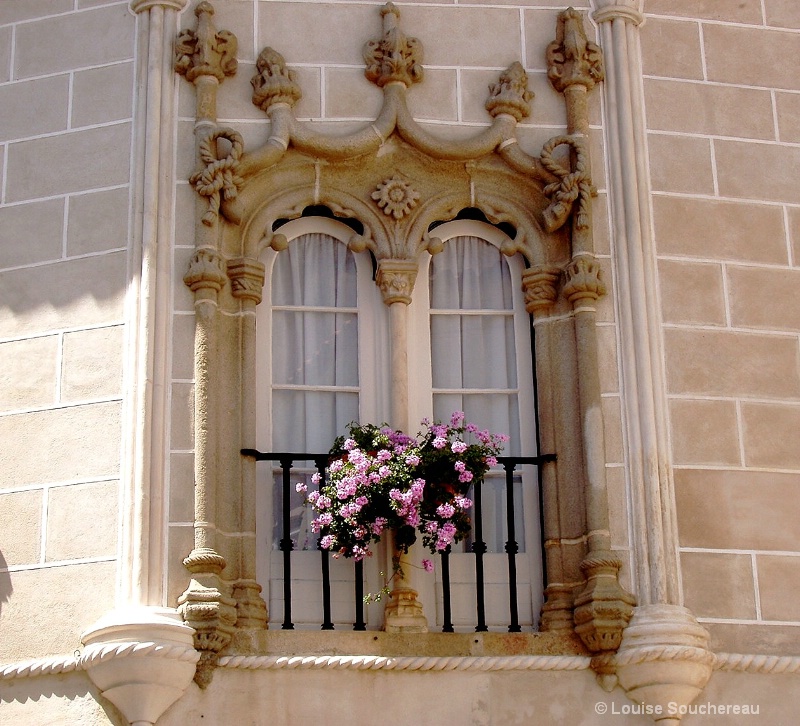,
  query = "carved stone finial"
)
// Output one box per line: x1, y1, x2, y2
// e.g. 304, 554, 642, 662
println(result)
184, 248, 227, 294
486, 62, 533, 122
227, 257, 266, 305
376, 259, 418, 305
522, 265, 561, 315
573, 551, 636, 652
175, 1, 238, 83
547, 8, 604, 94
563, 255, 606, 306
364, 2, 424, 89
190, 128, 244, 227
372, 175, 420, 220
540, 135, 596, 233
251, 47, 302, 113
